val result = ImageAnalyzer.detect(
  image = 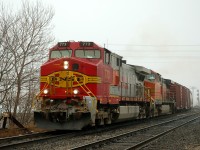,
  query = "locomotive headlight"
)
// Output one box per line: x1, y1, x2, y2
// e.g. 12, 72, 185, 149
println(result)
43, 89, 48, 94
64, 61, 69, 69
73, 89, 79, 95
